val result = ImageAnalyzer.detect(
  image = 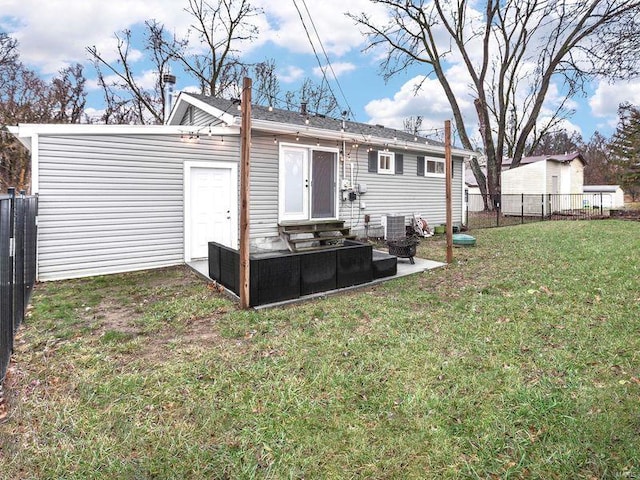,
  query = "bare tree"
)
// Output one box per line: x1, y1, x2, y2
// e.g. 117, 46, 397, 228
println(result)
0, 33, 18, 68
87, 21, 176, 124
528, 129, 584, 157
253, 58, 280, 107
160, 0, 261, 97
1, 40, 87, 191
403, 115, 423, 136
87, 1, 260, 123
283, 78, 339, 117
252, 59, 340, 116
50, 64, 87, 123
350, 0, 640, 205
583, 131, 616, 185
